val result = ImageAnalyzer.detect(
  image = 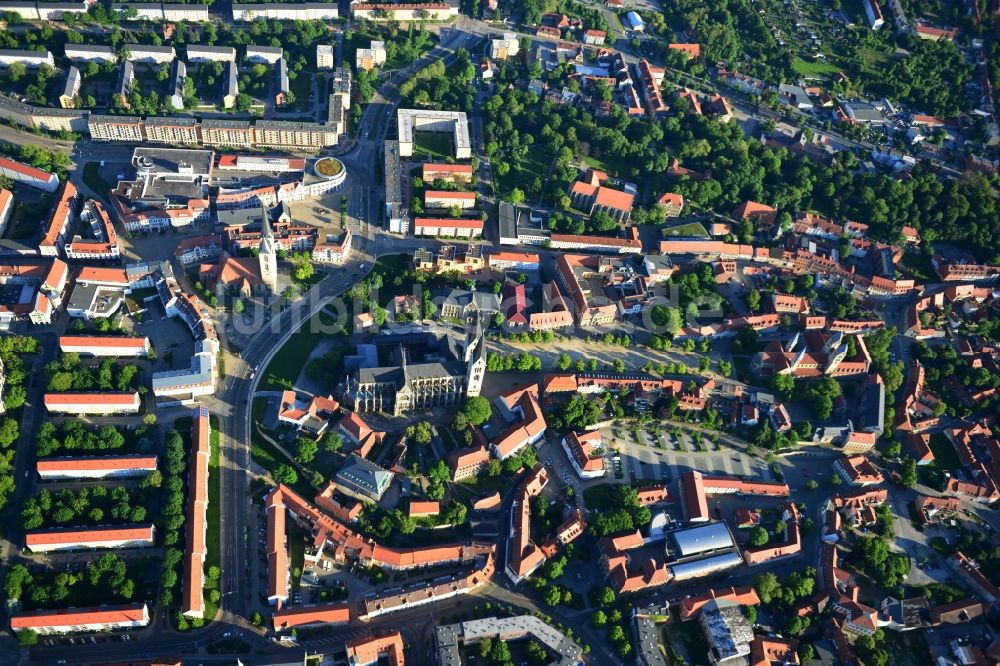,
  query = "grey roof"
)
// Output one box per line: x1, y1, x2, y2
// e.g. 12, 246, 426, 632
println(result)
634, 613, 668, 666
247, 45, 283, 57
669, 551, 743, 579
858, 379, 885, 433
438, 288, 501, 314
143, 116, 198, 127
670, 521, 735, 558
124, 44, 176, 56
151, 351, 212, 391
132, 147, 214, 176
276, 58, 289, 94
845, 100, 884, 123
498, 201, 517, 240
335, 454, 391, 499
62, 66, 80, 99
225, 61, 238, 98
200, 118, 253, 130
117, 61, 135, 93
778, 83, 812, 107
187, 45, 237, 57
